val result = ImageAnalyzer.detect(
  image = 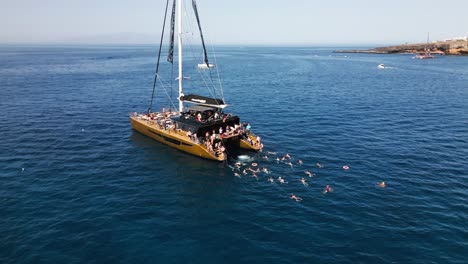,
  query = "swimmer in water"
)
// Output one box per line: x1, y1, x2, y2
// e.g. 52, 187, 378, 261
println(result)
290, 194, 302, 202
298, 159, 303, 166
300, 178, 308, 187
275, 157, 280, 162
248, 167, 259, 173
378, 181, 386, 188
323, 185, 333, 194
242, 169, 248, 175
305, 170, 315, 177
262, 167, 270, 174
316, 162, 322, 168
278, 176, 288, 184
252, 173, 258, 180
268, 177, 274, 183
234, 173, 241, 177
263, 155, 269, 160
286, 162, 293, 168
